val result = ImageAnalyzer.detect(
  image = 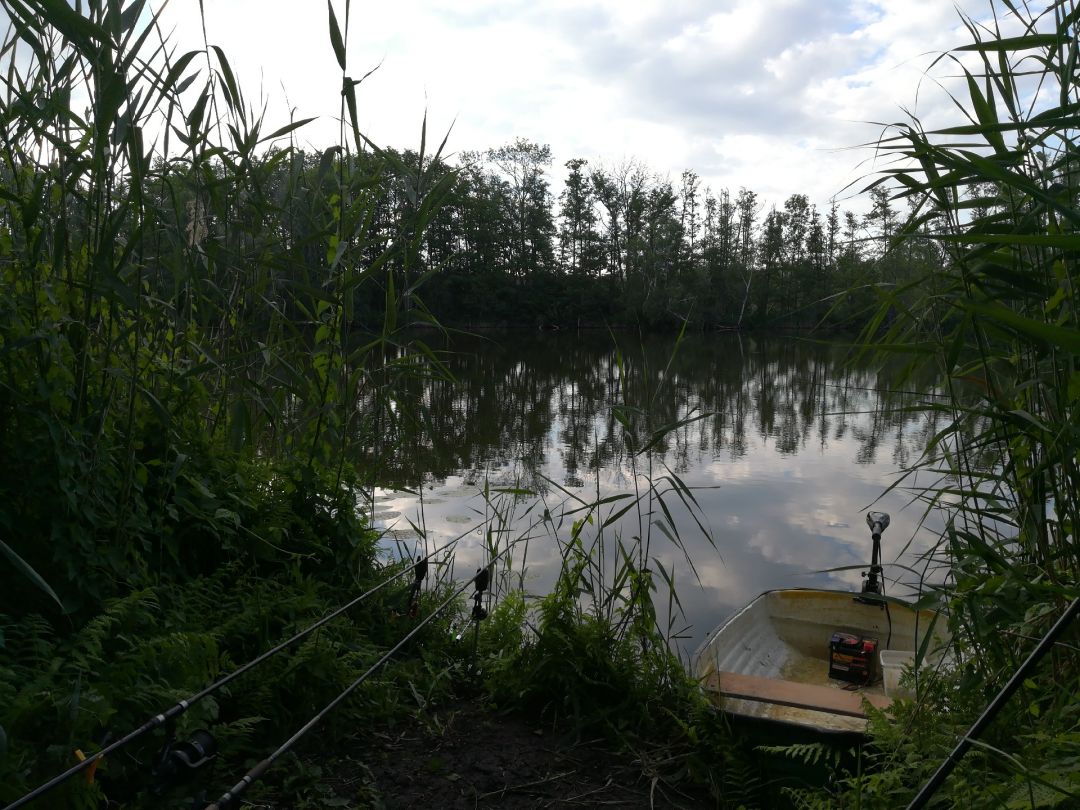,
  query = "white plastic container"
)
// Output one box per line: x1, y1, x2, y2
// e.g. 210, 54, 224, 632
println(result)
880, 650, 916, 698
